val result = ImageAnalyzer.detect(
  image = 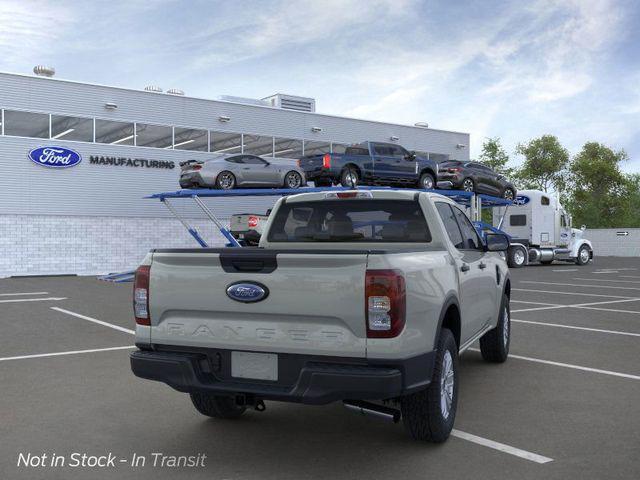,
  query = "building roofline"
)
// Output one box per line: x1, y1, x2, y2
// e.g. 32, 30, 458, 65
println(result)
0, 70, 470, 137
